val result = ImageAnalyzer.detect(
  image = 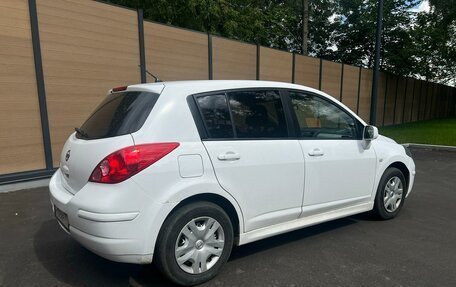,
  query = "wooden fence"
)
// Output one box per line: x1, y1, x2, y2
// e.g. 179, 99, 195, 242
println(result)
1, 0, 455, 183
